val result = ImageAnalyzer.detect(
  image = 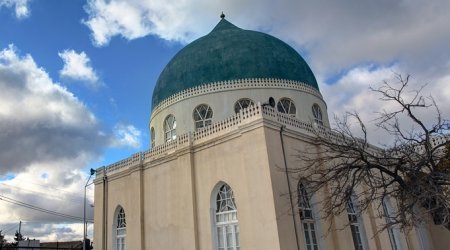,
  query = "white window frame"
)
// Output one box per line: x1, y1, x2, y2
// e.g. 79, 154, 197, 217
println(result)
113, 207, 126, 250
212, 183, 240, 250
150, 127, 155, 148
163, 115, 177, 142
193, 104, 213, 129
312, 104, 323, 126
234, 98, 255, 113
298, 182, 319, 250
382, 197, 402, 250
277, 98, 296, 116
347, 196, 368, 250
